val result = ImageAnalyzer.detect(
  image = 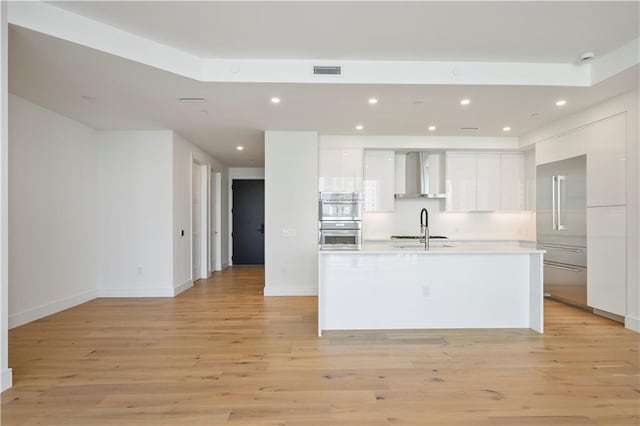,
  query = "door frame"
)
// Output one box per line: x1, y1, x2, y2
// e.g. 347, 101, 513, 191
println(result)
228, 169, 265, 266
191, 155, 210, 281
211, 171, 222, 272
